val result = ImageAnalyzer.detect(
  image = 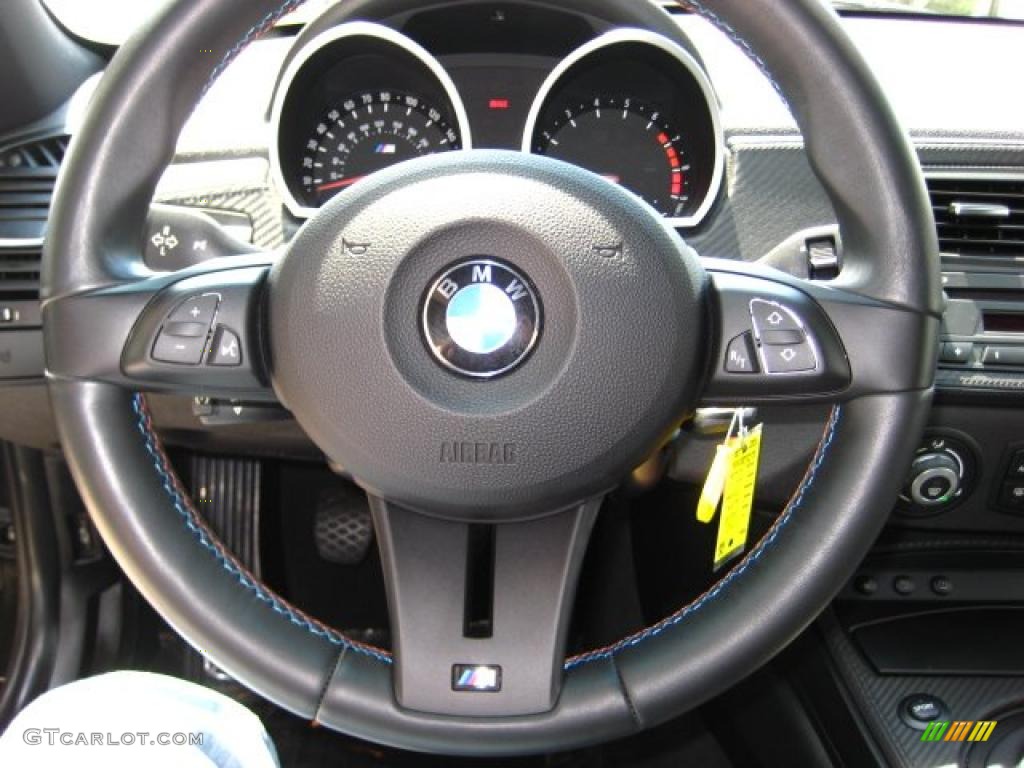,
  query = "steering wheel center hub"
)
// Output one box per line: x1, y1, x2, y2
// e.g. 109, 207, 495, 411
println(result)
269, 151, 708, 520
423, 258, 542, 377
